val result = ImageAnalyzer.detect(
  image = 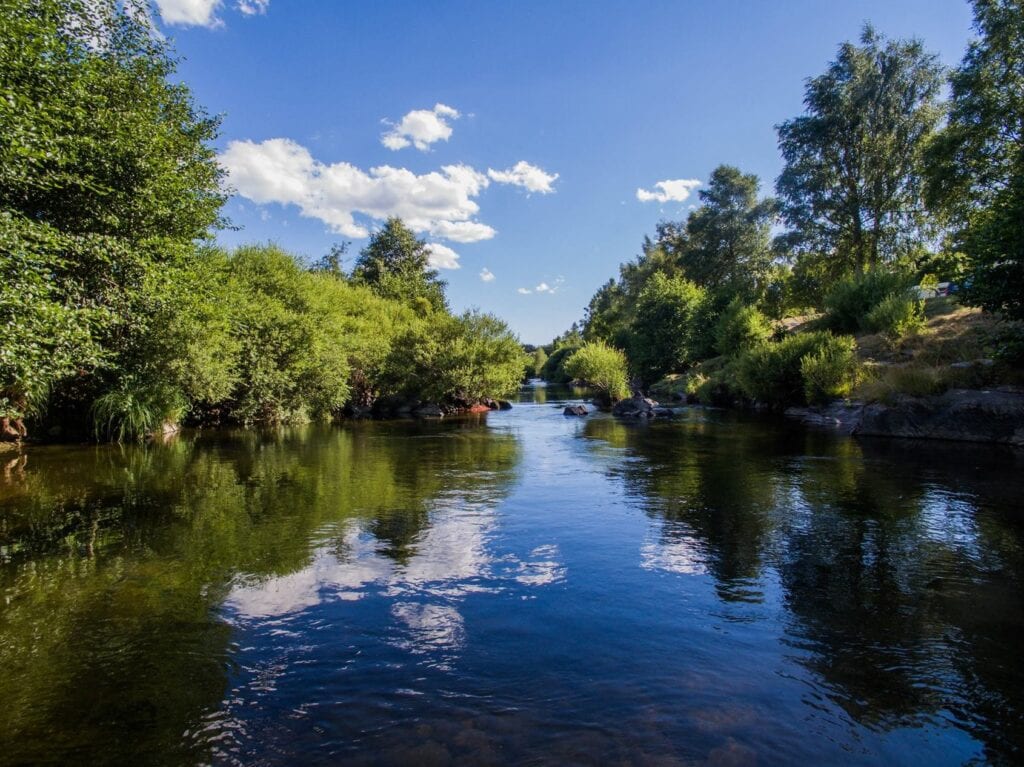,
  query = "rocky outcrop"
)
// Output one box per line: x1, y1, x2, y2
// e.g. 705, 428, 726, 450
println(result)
612, 394, 677, 419
786, 388, 1024, 447
563, 405, 588, 416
